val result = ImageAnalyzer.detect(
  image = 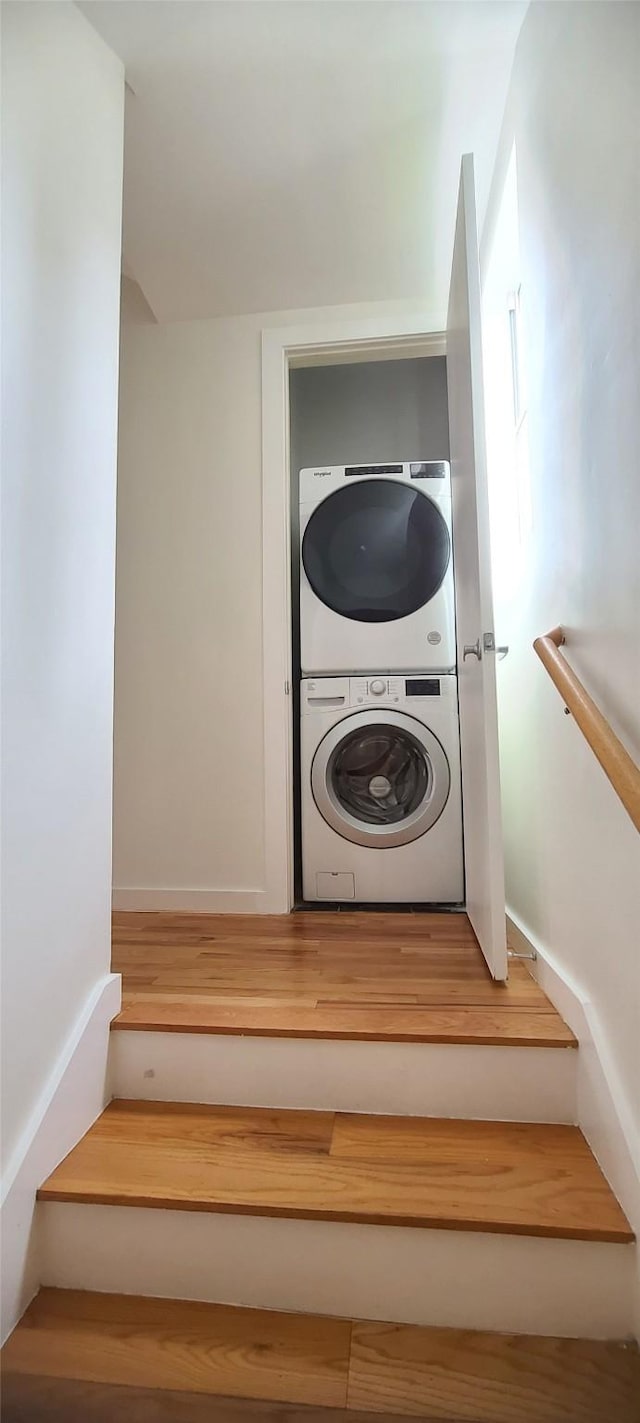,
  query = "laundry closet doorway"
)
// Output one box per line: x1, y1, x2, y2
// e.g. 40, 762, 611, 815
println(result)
261, 157, 507, 979
290, 356, 455, 910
